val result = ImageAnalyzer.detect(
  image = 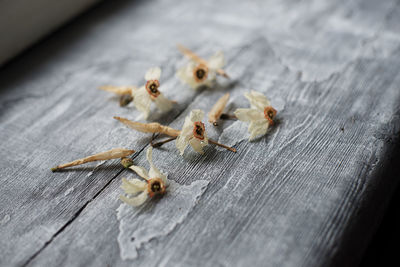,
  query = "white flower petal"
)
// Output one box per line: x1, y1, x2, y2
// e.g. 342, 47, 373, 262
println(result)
245, 91, 271, 111
129, 165, 150, 180
203, 128, 208, 143
176, 115, 195, 155
146, 147, 167, 183
154, 93, 174, 112
177, 63, 204, 89
132, 86, 152, 119
145, 67, 161, 81
120, 191, 149, 207
176, 135, 189, 155
207, 51, 225, 70
234, 108, 264, 122
189, 138, 207, 154
189, 109, 204, 122
121, 178, 147, 194
180, 116, 194, 137
248, 120, 269, 141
